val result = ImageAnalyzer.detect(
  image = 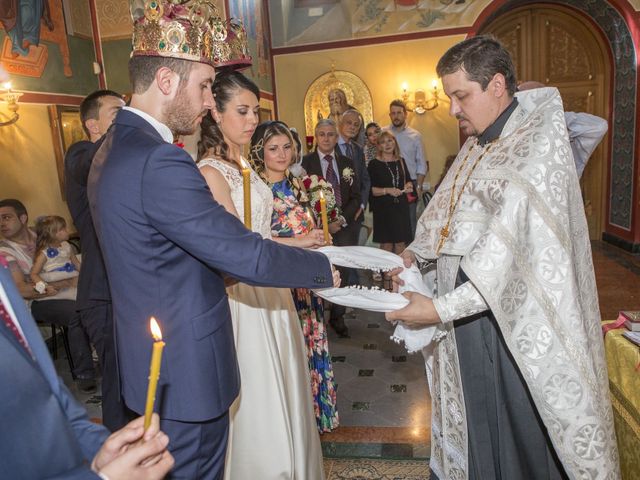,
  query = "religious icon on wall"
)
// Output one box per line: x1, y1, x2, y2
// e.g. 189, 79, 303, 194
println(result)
304, 69, 373, 142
